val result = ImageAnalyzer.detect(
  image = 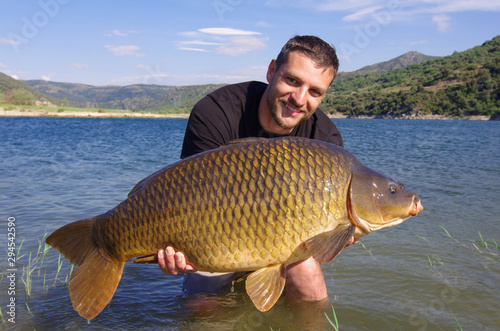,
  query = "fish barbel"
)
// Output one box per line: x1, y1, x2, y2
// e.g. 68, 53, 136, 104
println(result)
46, 137, 423, 320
